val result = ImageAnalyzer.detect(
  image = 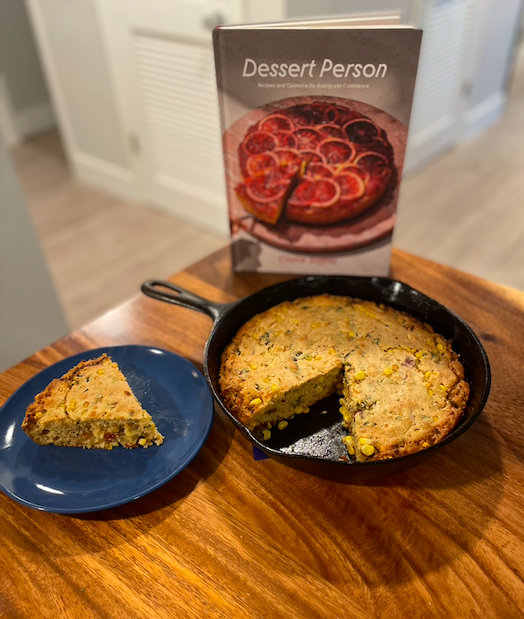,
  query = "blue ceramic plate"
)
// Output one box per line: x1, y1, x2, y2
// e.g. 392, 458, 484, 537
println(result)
0, 346, 214, 514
